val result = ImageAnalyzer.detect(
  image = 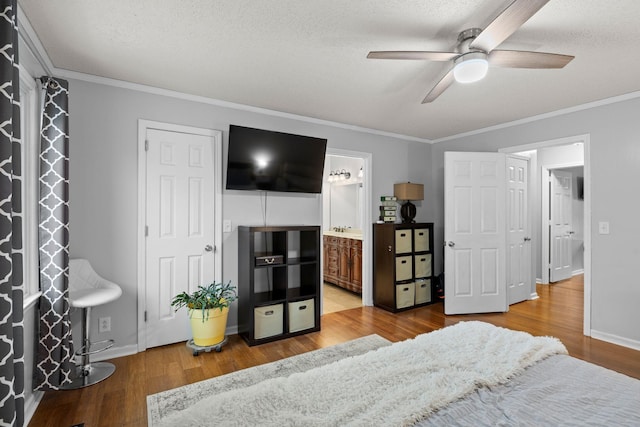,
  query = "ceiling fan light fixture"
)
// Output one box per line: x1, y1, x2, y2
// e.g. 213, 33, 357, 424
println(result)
453, 52, 489, 84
